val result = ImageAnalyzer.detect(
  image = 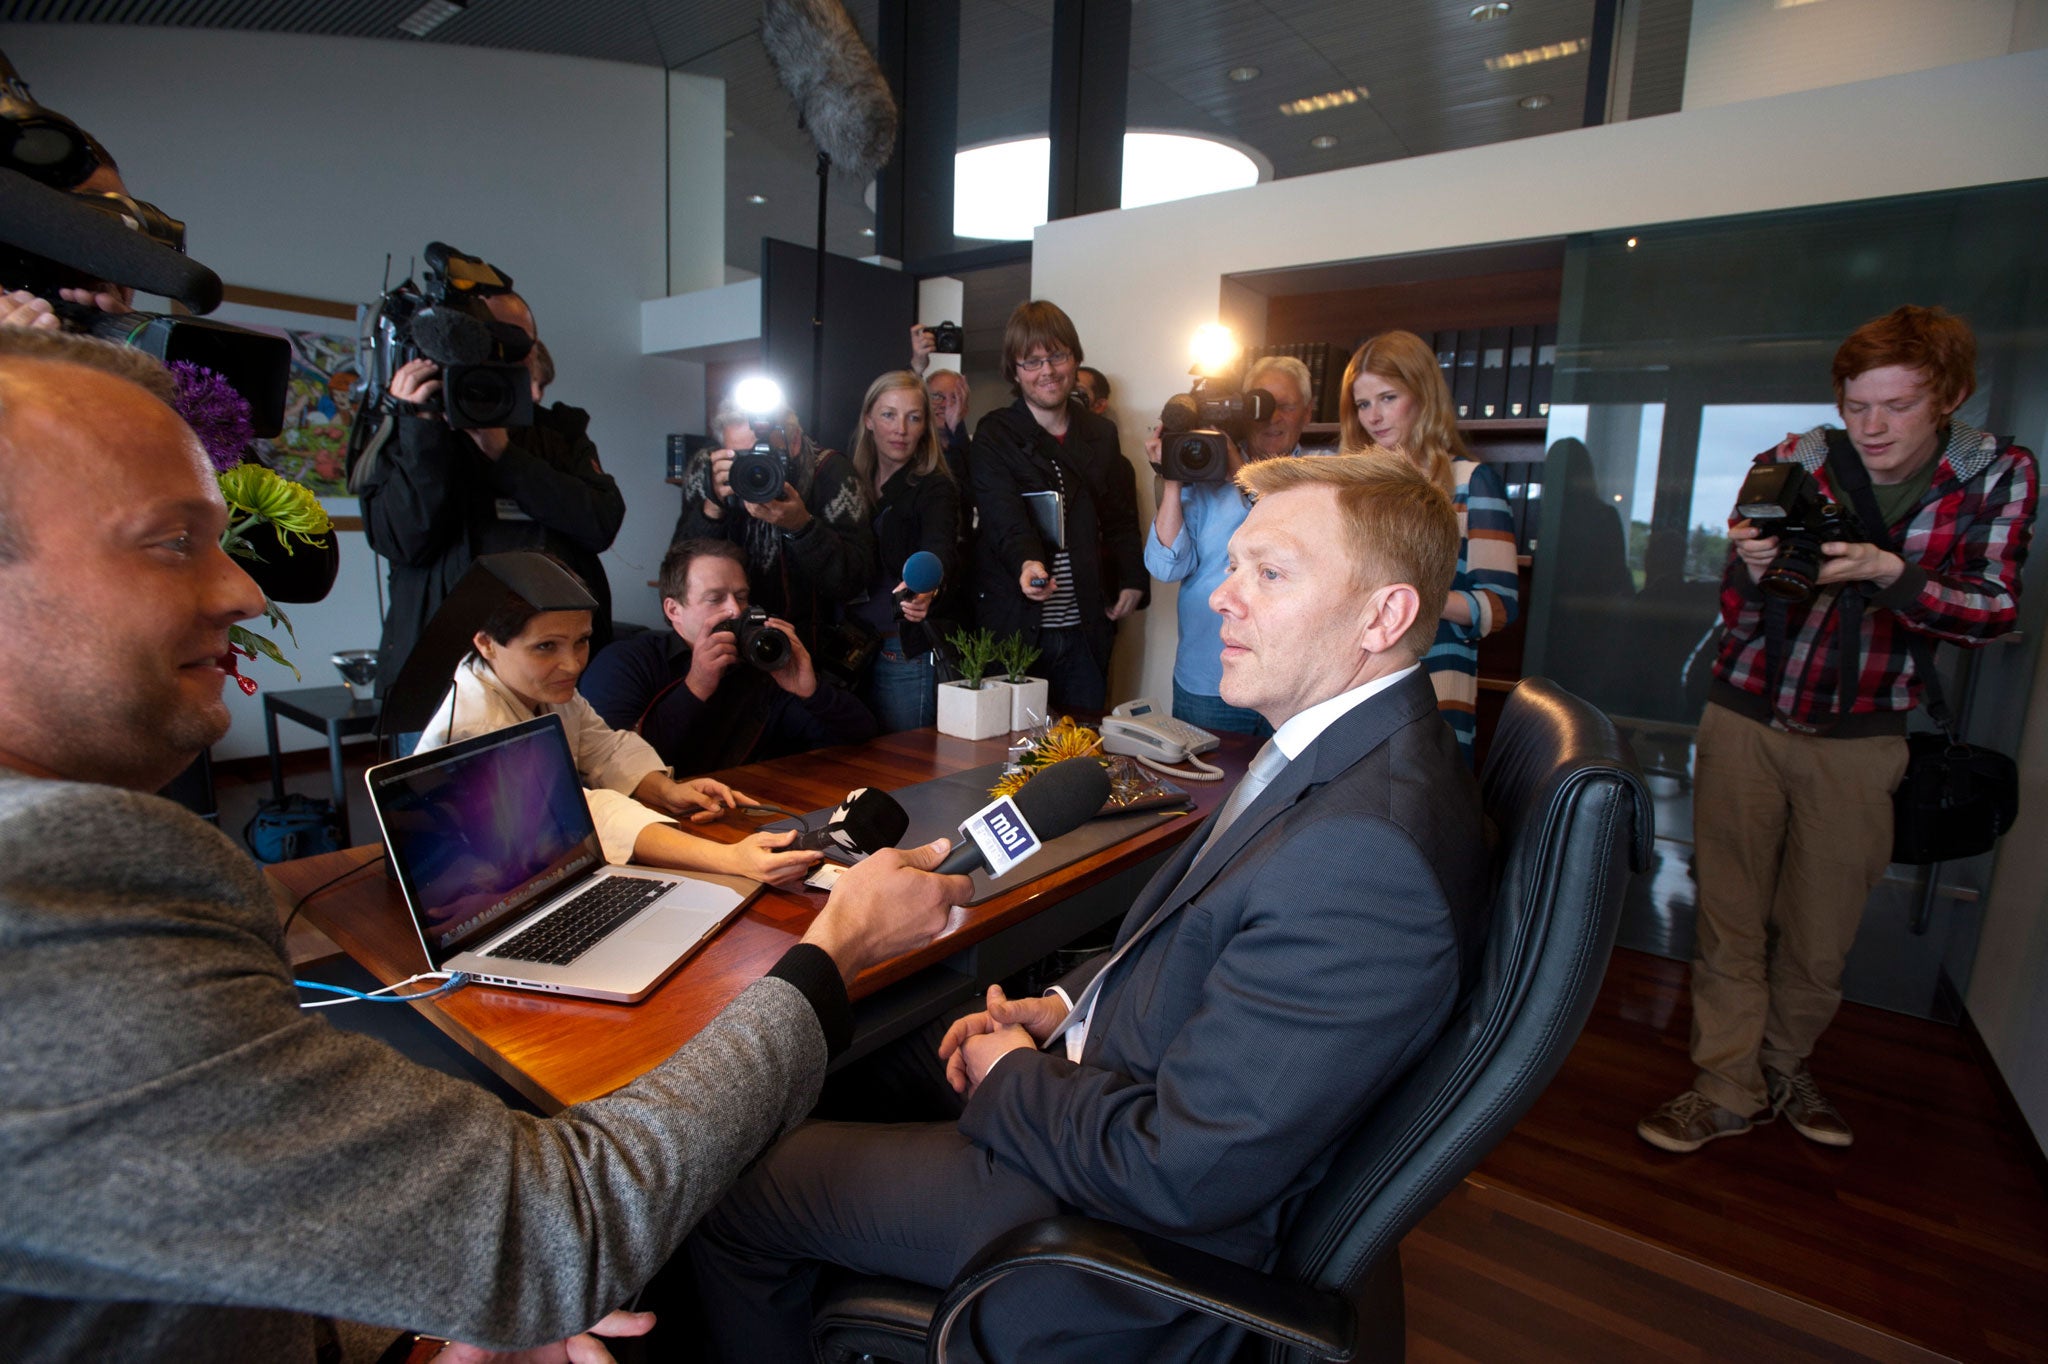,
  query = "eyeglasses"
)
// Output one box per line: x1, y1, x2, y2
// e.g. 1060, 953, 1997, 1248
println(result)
1015, 350, 1073, 375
